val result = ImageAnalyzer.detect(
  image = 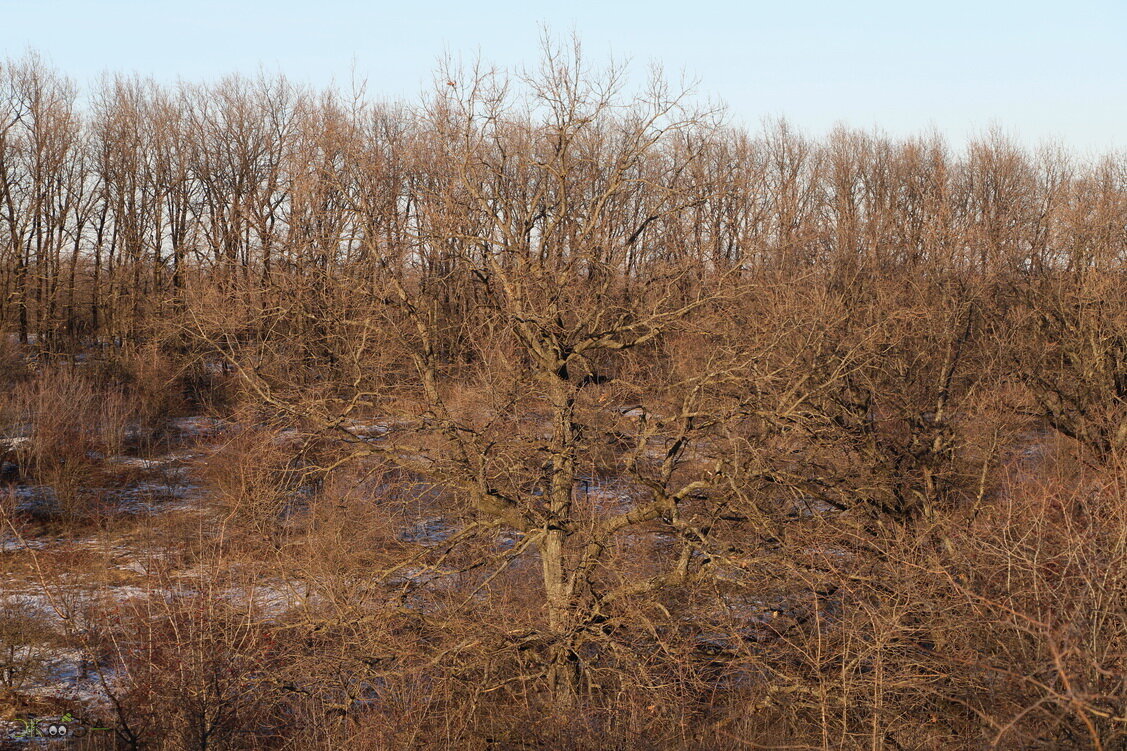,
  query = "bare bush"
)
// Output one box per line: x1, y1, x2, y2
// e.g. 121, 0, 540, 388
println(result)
4, 368, 133, 522
0, 599, 55, 696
